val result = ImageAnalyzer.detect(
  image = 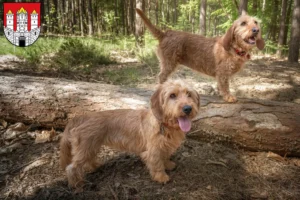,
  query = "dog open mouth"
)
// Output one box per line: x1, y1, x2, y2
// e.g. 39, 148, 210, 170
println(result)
177, 116, 192, 132
245, 36, 256, 45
